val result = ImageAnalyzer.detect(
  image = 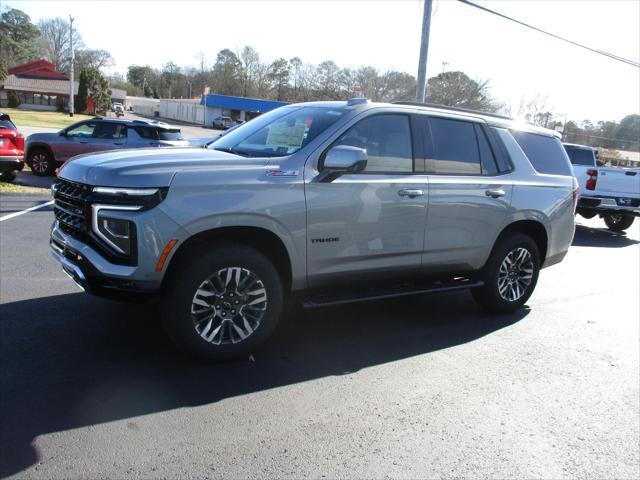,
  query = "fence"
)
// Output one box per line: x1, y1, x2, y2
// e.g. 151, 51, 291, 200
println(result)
160, 99, 205, 125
